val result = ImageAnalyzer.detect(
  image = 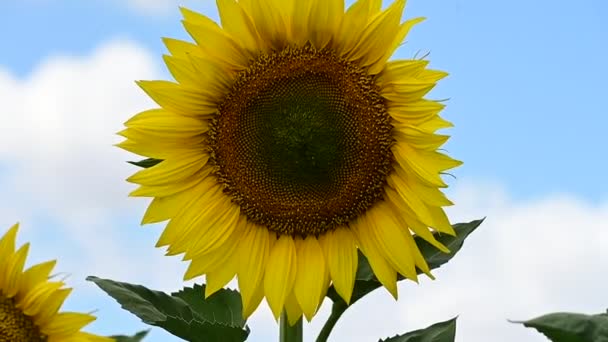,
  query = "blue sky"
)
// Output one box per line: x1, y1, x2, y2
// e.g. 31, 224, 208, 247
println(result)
0, 1, 607, 341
